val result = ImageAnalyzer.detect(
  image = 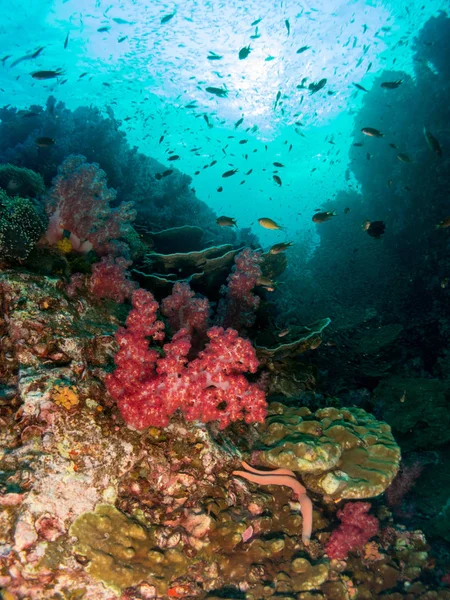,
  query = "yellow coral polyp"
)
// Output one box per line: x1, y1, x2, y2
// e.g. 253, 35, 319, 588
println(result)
52, 385, 79, 410
55, 237, 73, 254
